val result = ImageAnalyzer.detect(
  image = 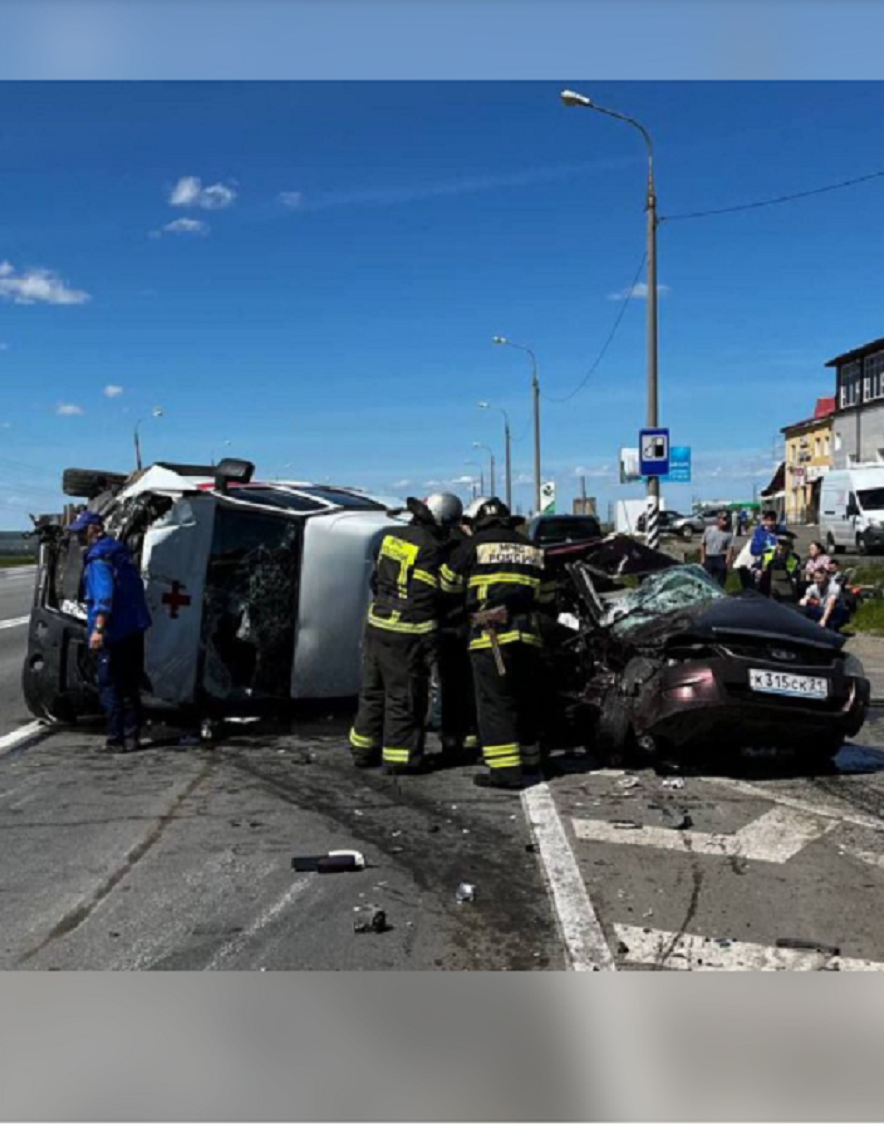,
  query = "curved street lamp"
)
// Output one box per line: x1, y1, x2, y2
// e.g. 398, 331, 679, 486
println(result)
134, 406, 164, 471
472, 441, 496, 499
464, 458, 484, 498
493, 336, 540, 513
477, 401, 512, 509
560, 88, 661, 547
